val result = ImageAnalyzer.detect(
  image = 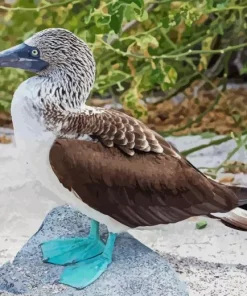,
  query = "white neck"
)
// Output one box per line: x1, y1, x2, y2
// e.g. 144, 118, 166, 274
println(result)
11, 77, 56, 150
11, 74, 98, 151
